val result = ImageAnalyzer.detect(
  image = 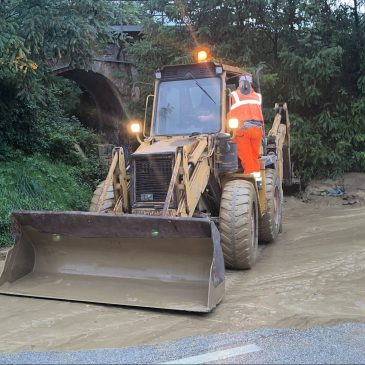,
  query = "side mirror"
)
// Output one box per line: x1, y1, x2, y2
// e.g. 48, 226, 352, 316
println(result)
255, 66, 264, 94
130, 82, 154, 103
131, 86, 140, 103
